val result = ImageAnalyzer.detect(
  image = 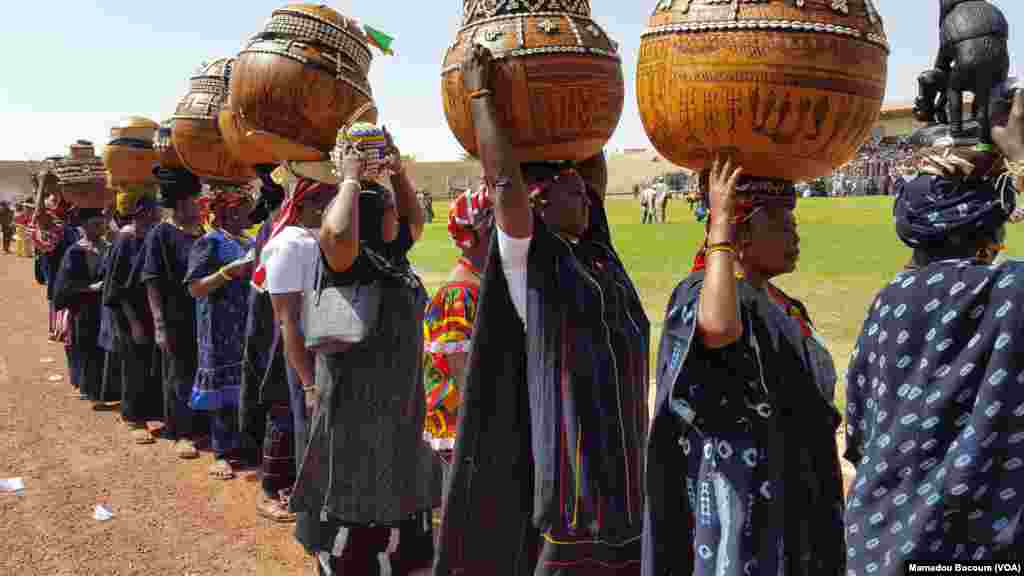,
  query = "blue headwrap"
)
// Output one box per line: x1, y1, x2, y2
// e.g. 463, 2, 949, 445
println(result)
894, 174, 1014, 248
